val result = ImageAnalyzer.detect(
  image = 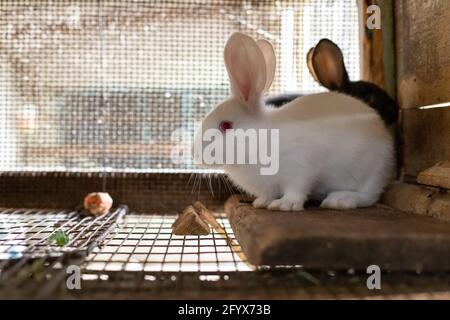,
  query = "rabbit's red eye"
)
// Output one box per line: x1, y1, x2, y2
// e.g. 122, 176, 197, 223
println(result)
219, 121, 233, 133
